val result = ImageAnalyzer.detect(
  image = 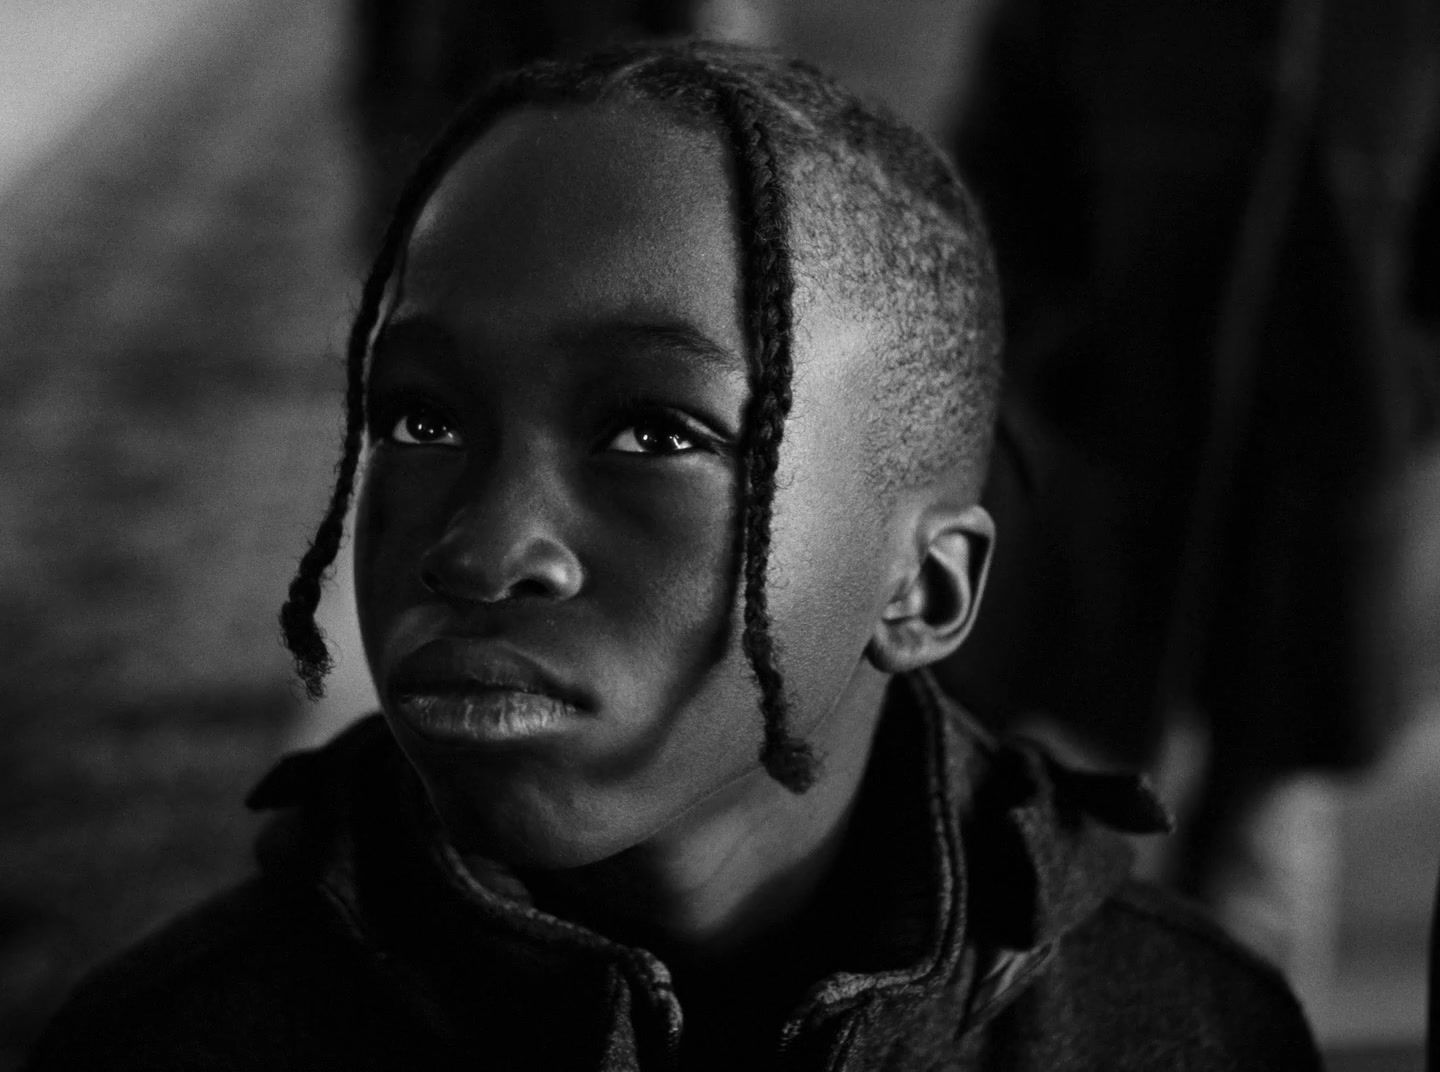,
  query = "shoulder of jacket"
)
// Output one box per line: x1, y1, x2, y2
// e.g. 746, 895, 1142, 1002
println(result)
1058, 880, 1323, 1068
1099, 880, 1293, 985
24, 878, 354, 1071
